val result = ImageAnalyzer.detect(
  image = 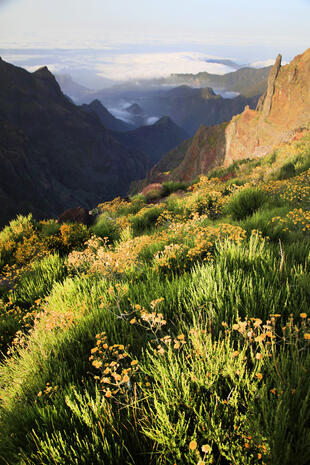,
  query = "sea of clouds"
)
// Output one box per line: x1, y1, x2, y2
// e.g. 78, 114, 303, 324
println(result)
0, 47, 274, 89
